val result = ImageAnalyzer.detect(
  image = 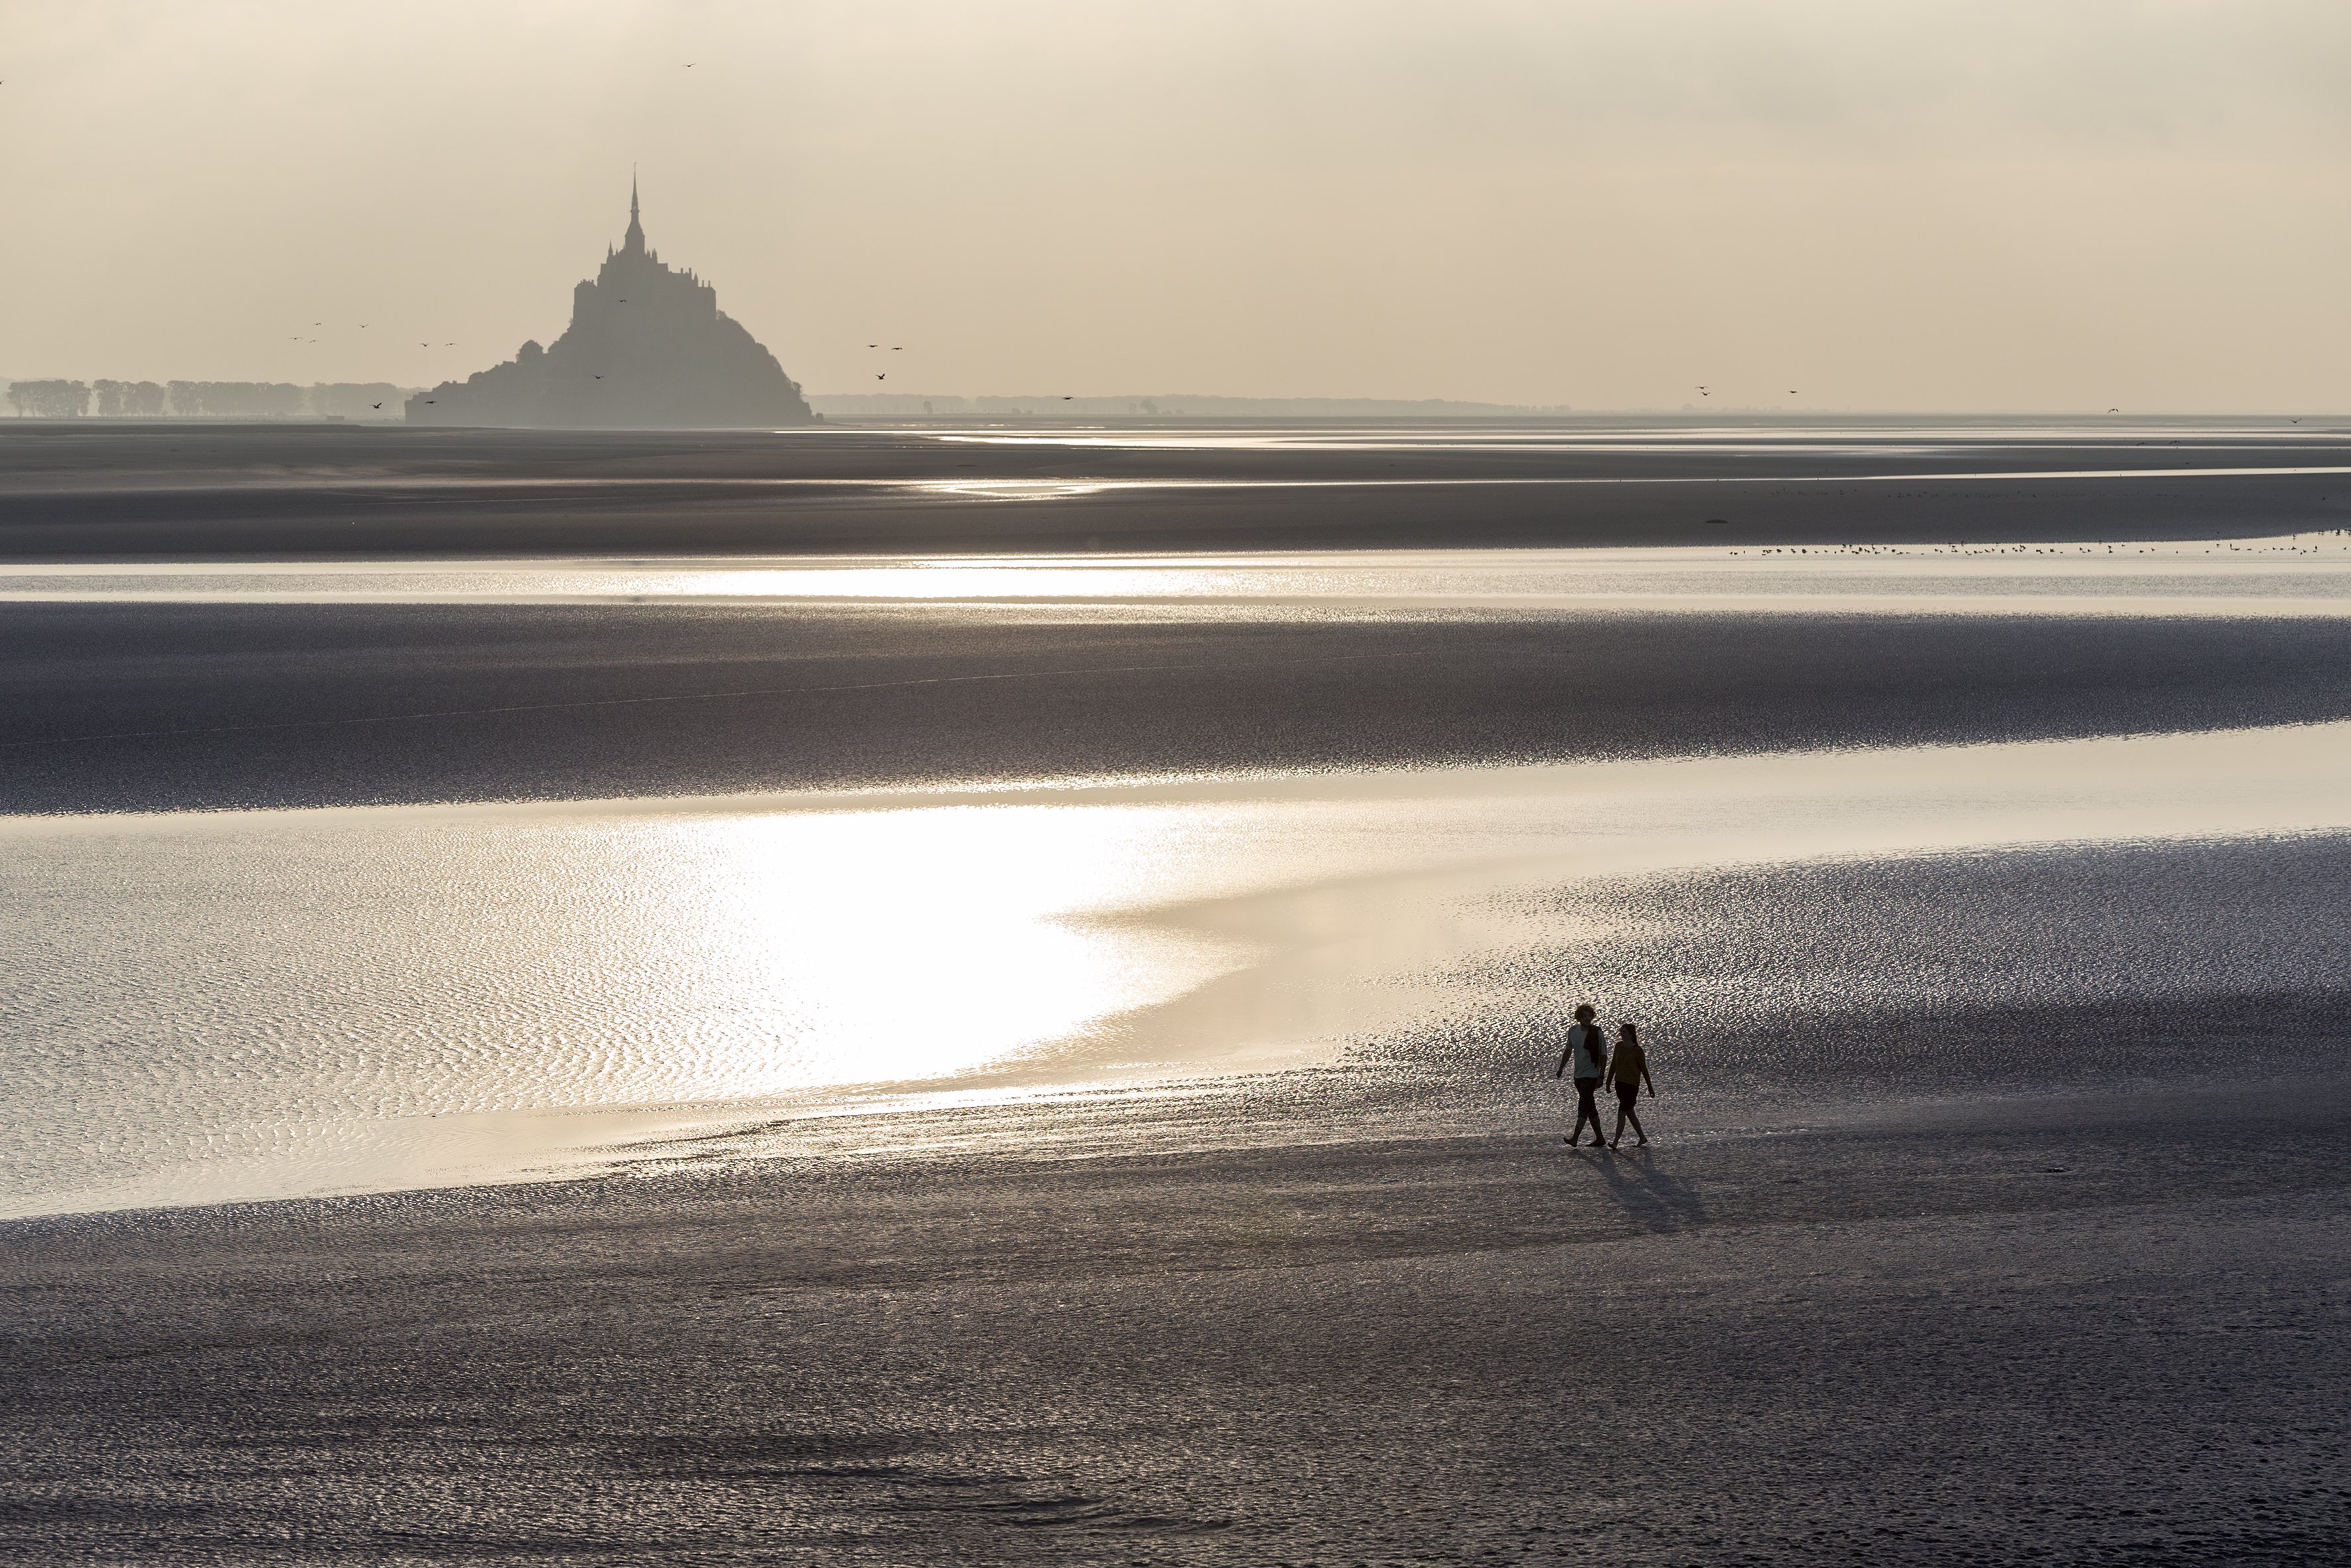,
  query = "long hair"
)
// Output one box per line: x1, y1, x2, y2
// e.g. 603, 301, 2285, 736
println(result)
1618, 1021, 1639, 1048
